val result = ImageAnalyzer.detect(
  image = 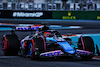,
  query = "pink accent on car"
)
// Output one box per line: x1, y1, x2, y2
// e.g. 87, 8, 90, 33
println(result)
77, 50, 92, 54
81, 35, 85, 50
41, 50, 62, 56
76, 49, 92, 55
